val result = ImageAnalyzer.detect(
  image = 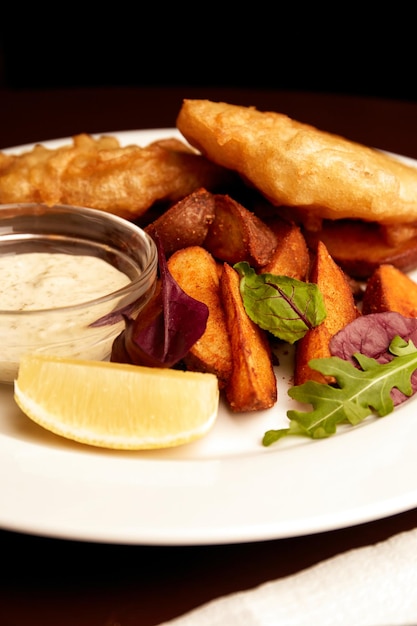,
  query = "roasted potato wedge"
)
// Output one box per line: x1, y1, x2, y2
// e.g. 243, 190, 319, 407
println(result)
220, 262, 277, 412
144, 187, 216, 256
362, 263, 417, 317
167, 246, 232, 388
294, 241, 360, 386
203, 194, 278, 268
260, 216, 310, 280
